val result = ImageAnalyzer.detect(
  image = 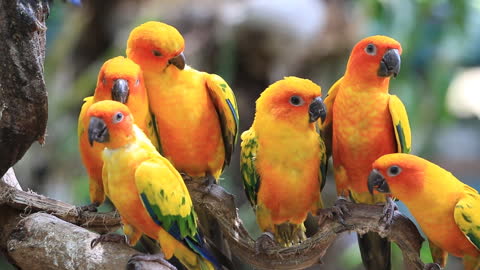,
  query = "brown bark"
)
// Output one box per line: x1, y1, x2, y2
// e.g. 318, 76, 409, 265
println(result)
0, 0, 49, 177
